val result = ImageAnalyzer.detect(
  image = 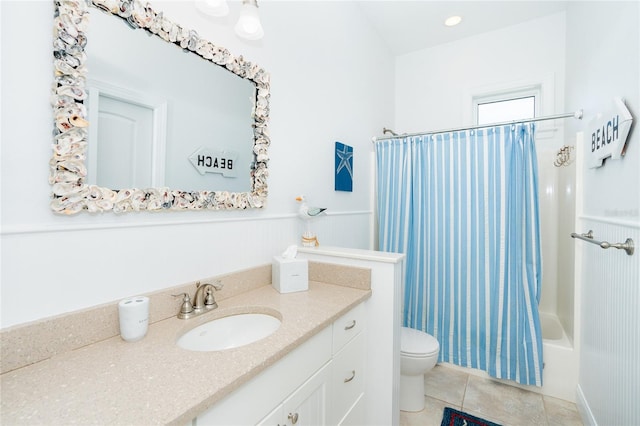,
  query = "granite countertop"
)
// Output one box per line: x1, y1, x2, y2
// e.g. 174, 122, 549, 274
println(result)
1, 281, 371, 425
